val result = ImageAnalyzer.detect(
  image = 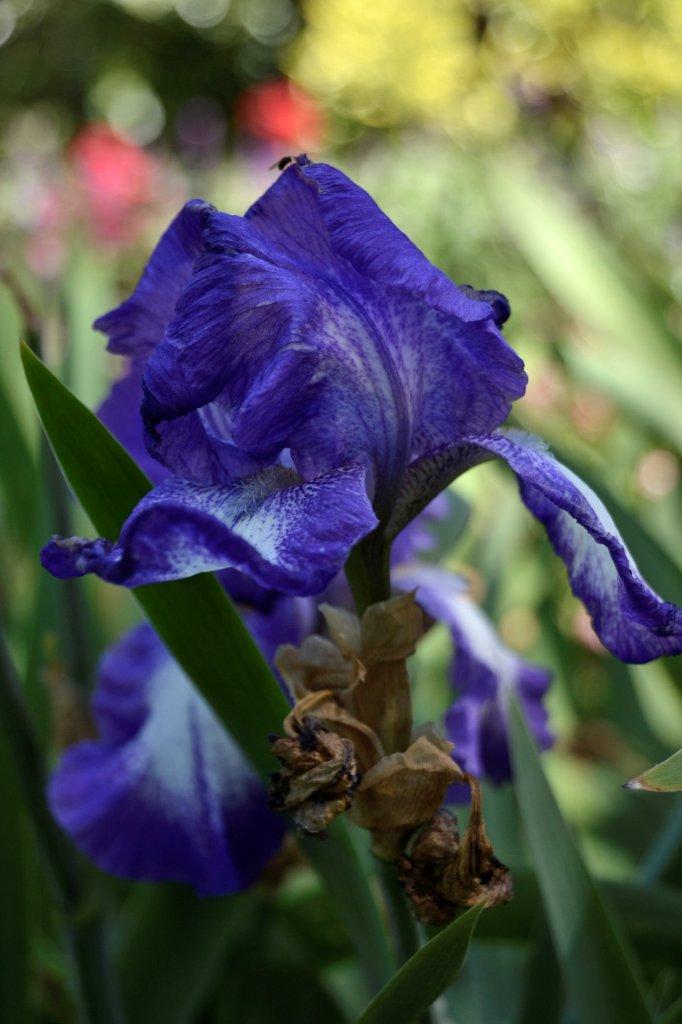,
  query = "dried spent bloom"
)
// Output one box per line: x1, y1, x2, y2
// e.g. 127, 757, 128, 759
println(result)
397, 777, 512, 925
277, 591, 425, 757
352, 732, 462, 859
271, 594, 464, 857
269, 715, 360, 836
